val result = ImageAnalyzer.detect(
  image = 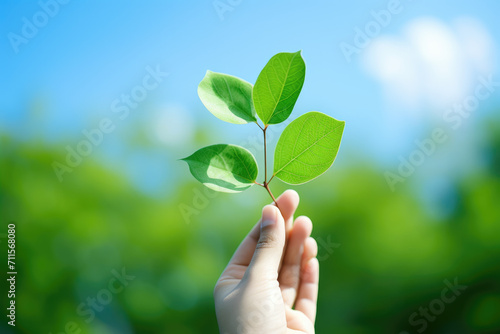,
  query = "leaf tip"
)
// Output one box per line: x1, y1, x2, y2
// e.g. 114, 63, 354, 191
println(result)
294, 50, 304, 59
201, 70, 214, 81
